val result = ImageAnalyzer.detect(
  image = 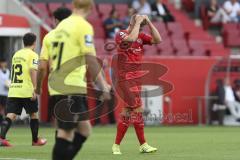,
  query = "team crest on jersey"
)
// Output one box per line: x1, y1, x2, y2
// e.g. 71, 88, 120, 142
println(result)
33, 59, 38, 65
137, 38, 143, 44
119, 32, 126, 38
85, 35, 93, 47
